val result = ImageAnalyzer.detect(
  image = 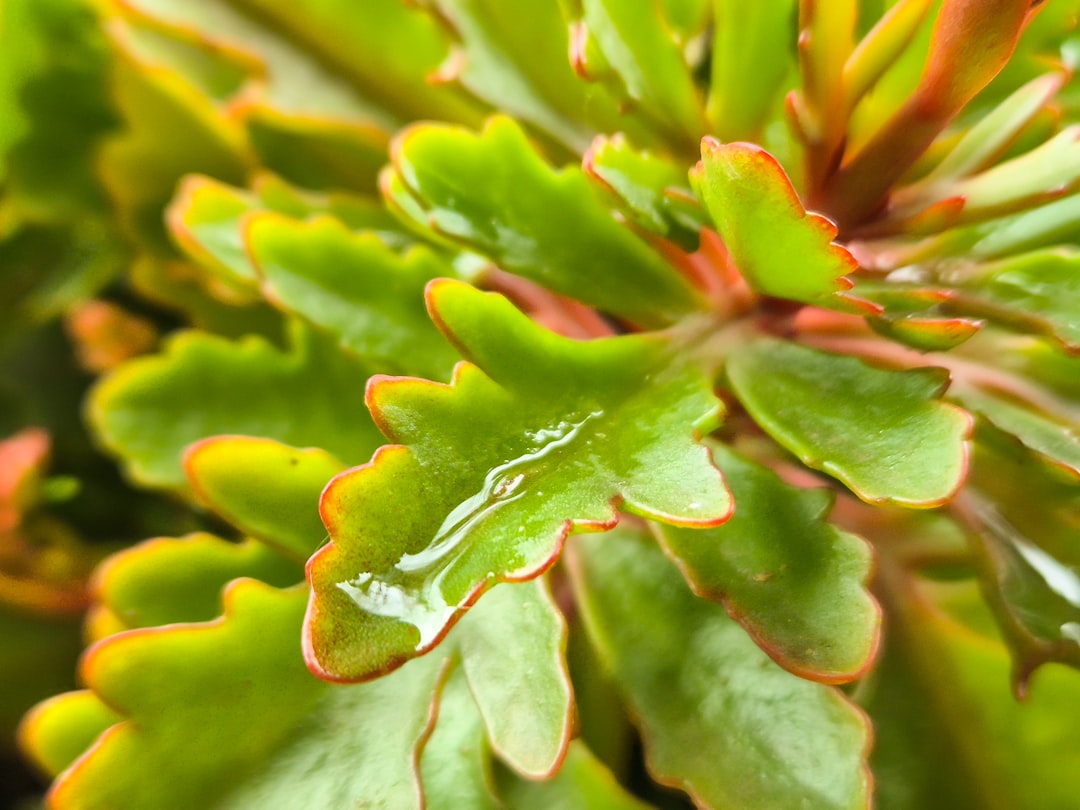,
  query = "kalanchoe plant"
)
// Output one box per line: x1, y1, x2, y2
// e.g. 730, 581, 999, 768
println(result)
6, 0, 1080, 807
